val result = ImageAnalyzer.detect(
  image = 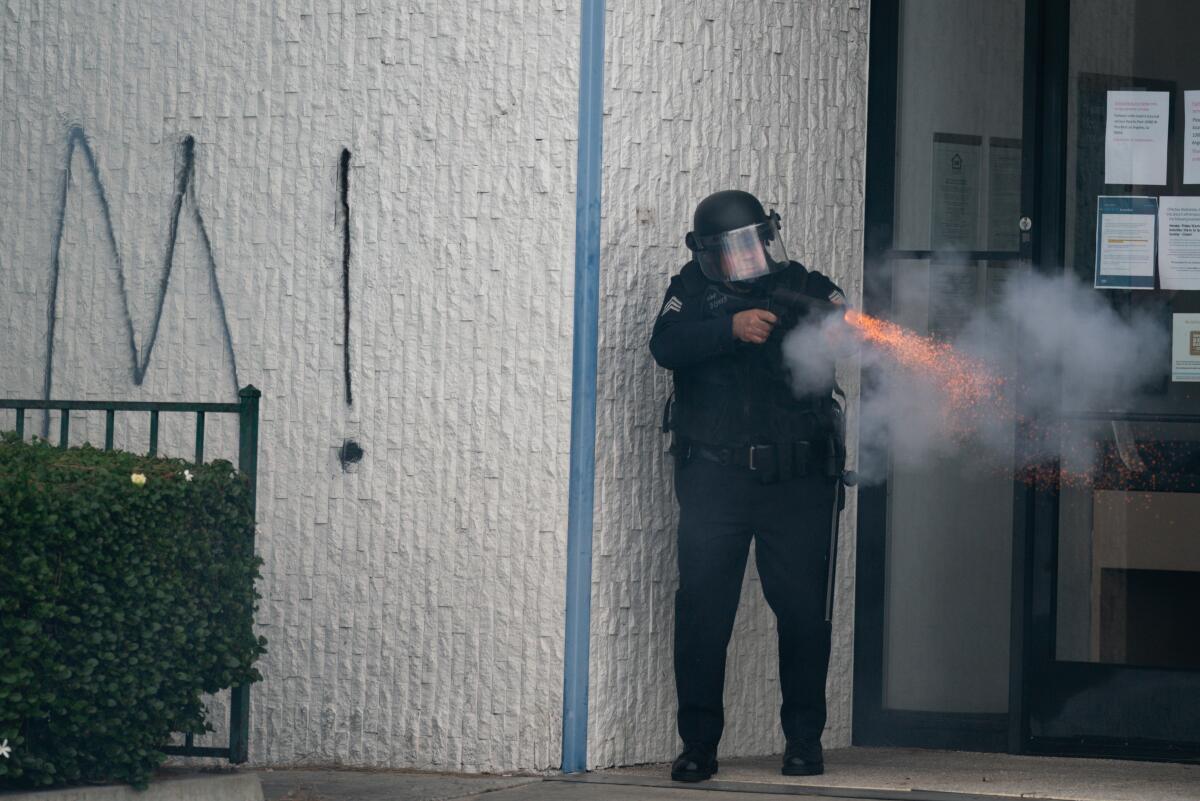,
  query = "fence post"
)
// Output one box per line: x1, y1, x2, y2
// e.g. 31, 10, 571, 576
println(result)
148, 410, 159, 456
194, 411, 206, 464
229, 384, 261, 764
